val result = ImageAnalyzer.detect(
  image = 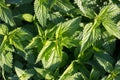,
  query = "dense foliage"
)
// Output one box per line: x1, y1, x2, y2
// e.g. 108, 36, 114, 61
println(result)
0, 0, 120, 80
